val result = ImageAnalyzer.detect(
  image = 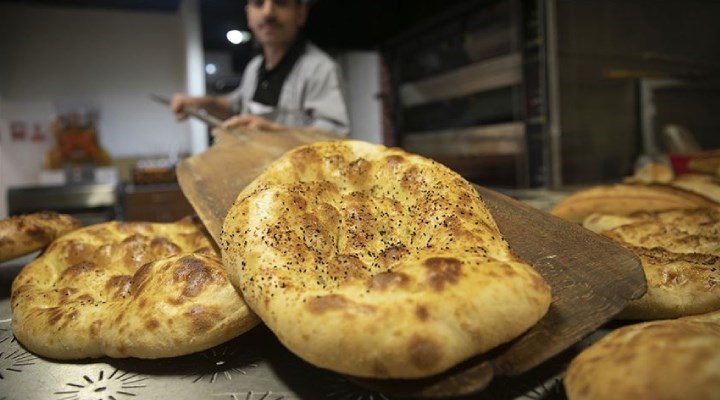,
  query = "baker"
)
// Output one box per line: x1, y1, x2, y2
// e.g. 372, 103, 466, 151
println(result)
171, 0, 350, 135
